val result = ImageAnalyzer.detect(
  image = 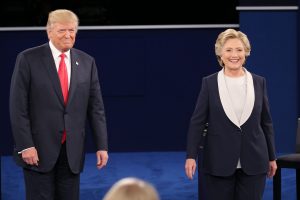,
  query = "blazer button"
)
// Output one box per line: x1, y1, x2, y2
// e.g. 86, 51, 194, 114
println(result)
203, 129, 207, 136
